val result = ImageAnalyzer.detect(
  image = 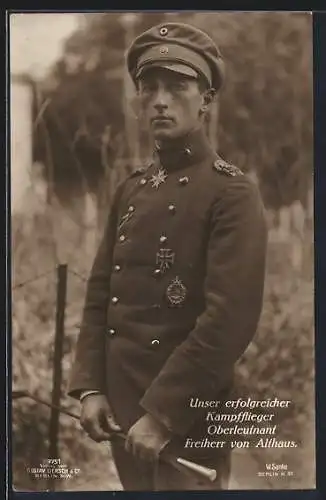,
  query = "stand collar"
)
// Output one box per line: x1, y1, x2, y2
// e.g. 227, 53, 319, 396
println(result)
153, 127, 215, 171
